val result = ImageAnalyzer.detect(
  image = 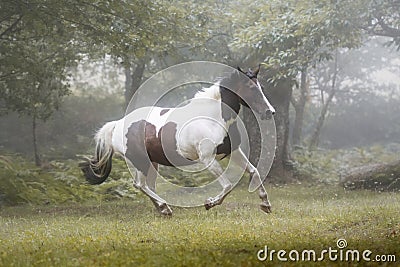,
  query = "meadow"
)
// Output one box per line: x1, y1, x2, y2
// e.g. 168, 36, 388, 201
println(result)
1, 182, 399, 266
